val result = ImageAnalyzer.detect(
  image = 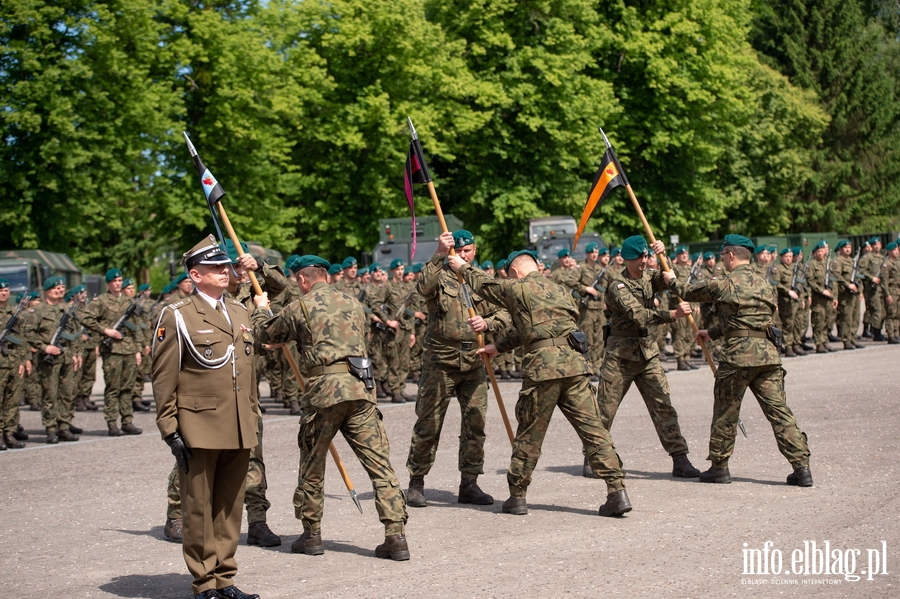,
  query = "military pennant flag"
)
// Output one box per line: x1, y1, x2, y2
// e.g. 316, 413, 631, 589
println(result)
404, 118, 434, 260
574, 128, 629, 247
183, 132, 229, 251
